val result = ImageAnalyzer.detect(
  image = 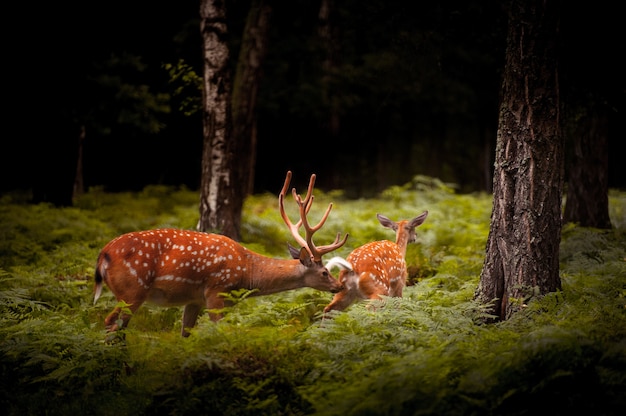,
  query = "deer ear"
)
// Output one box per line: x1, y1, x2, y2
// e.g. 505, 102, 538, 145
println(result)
377, 213, 398, 231
287, 243, 301, 259
410, 211, 429, 227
